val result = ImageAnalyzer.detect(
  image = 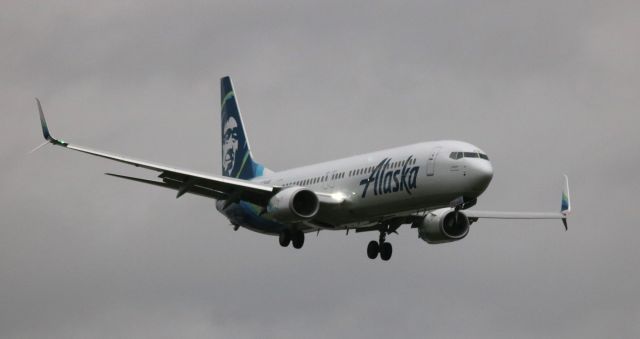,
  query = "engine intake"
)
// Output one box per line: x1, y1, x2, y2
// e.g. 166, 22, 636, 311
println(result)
267, 187, 320, 222
416, 208, 470, 244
